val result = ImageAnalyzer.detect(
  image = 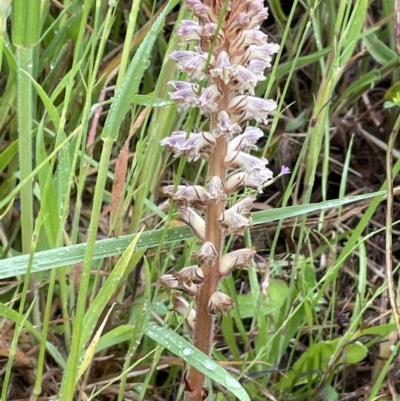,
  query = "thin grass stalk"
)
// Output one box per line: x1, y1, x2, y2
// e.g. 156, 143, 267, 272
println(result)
386, 110, 400, 337
115, 0, 141, 91
0, 0, 11, 71
13, 0, 41, 330
58, 0, 103, 349
58, 138, 114, 400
